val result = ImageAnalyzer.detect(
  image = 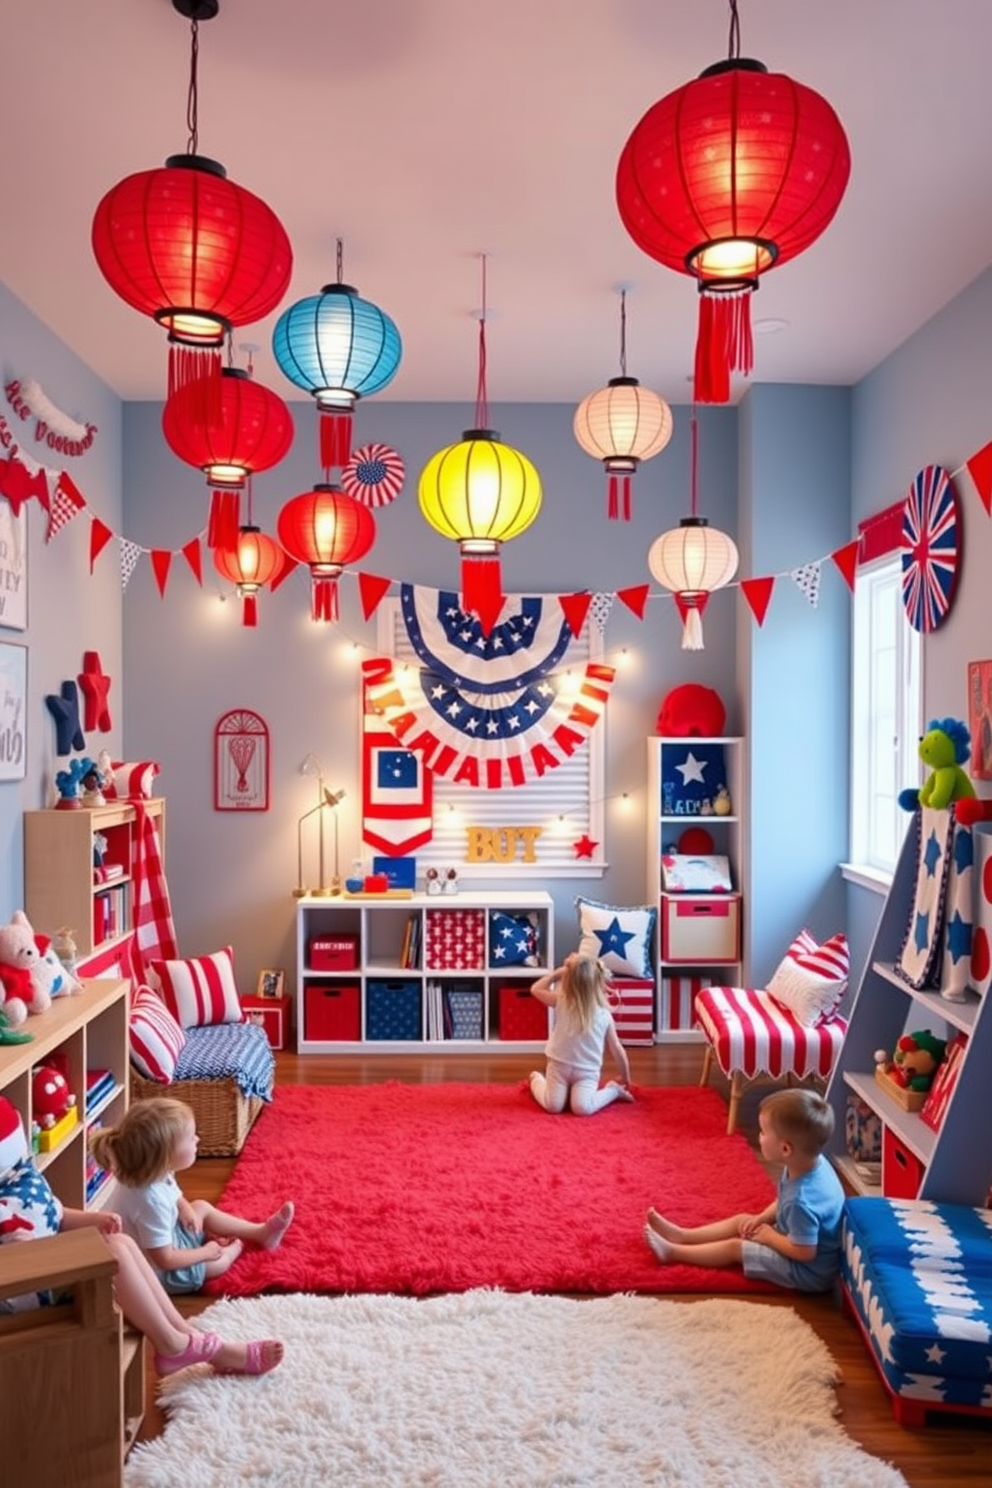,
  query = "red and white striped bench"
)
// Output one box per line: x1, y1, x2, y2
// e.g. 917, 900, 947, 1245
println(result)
694, 985, 848, 1134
